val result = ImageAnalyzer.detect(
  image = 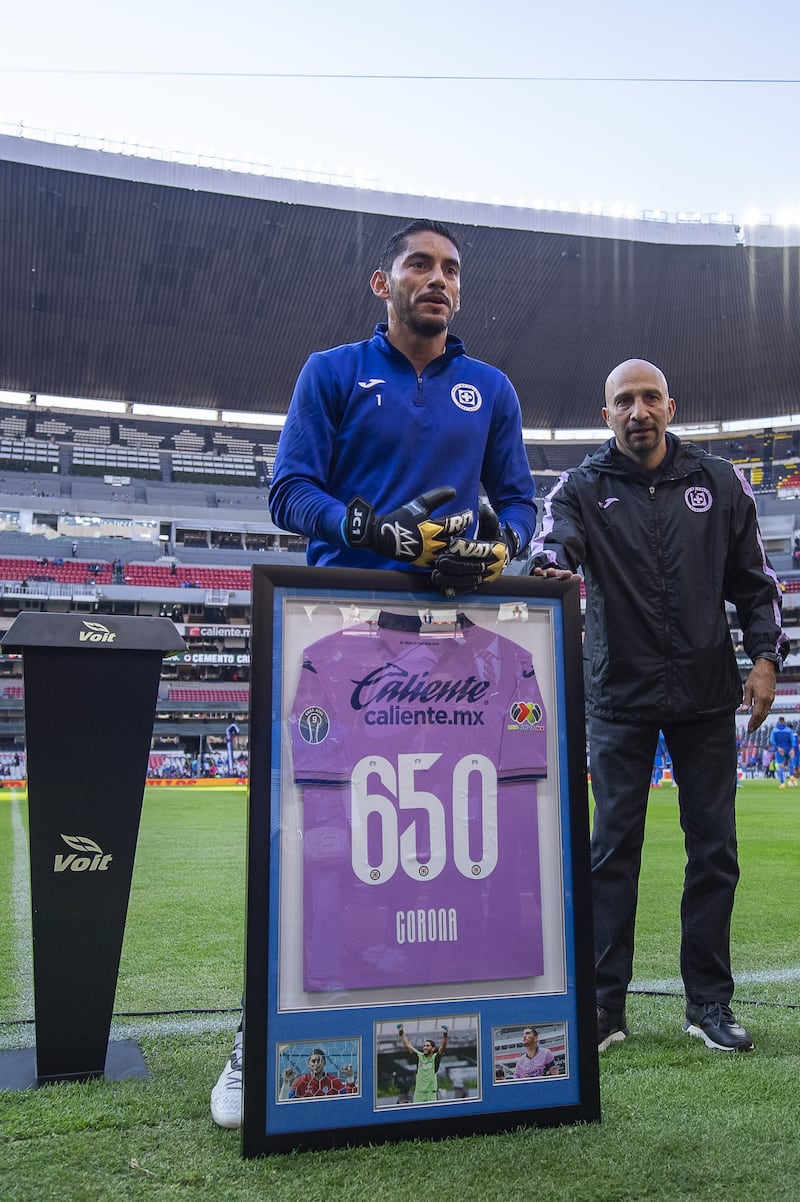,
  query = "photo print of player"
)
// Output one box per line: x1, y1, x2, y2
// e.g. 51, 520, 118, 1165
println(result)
374, 1014, 480, 1108
492, 1022, 568, 1083
276, 1038, 361, 1103
288, 608, 548, 995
